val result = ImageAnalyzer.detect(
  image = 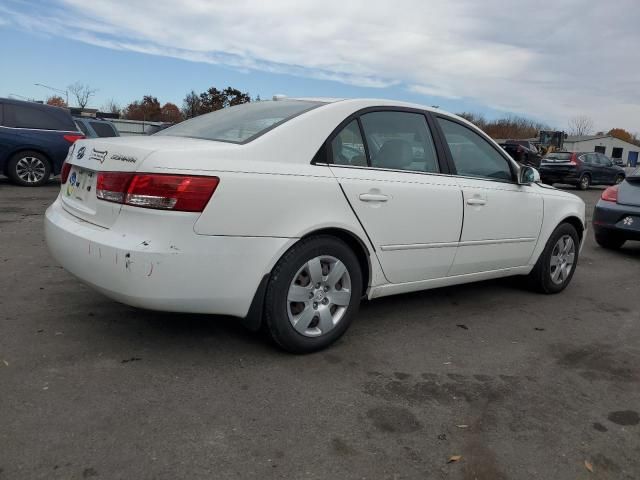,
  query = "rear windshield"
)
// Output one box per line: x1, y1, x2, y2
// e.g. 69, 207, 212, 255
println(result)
157, 100, 324, 144
545, 152, 572, 161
